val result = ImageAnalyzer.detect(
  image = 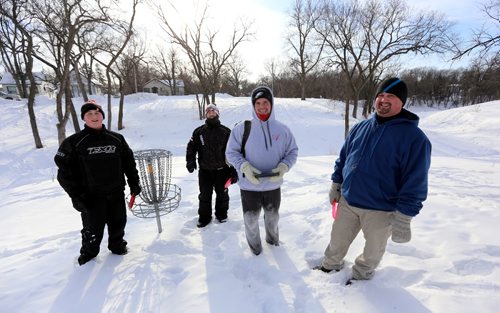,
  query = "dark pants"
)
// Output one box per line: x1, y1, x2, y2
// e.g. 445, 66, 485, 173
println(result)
80, 191, 127, 257
240, 188, 281, 255
198, 168, 229, 223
